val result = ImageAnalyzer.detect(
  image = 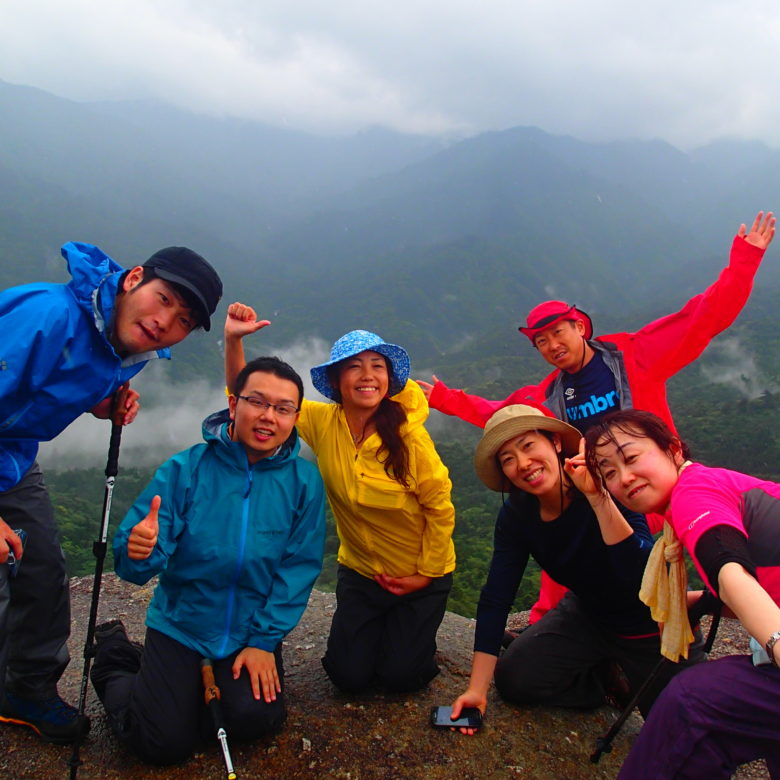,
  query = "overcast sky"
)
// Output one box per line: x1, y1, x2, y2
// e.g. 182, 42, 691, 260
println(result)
2, 0, 779, 148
